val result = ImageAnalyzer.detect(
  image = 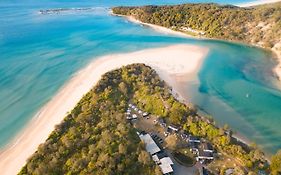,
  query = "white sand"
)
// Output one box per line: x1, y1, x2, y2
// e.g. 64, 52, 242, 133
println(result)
239, 0, 281, 7
0, 44, 208, 175
114, 13, 281, 83
272, 45, 281, 82
112, 13, 197, 39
